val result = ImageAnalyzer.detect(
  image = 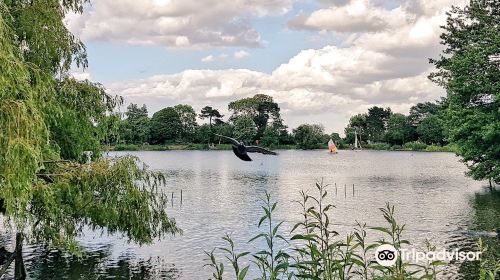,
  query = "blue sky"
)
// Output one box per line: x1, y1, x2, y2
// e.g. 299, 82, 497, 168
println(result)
68, 0, 465, 133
